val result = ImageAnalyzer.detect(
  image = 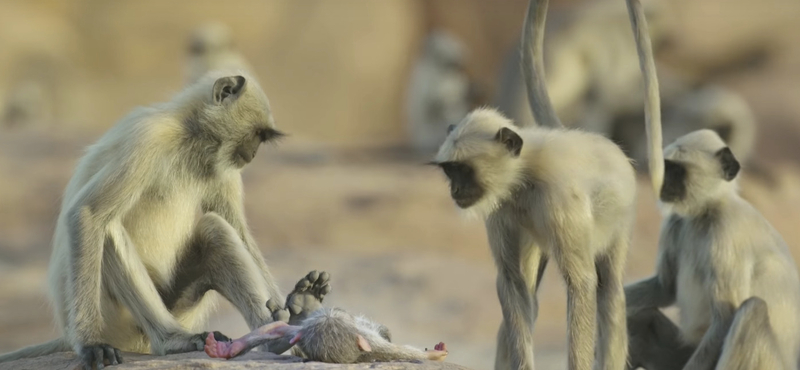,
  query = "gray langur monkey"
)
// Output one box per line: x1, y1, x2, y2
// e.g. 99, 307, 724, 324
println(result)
0, 69, 286, 370
623, 1, 800, 369
406, 29, 474, 154
185, 22, 254, 85
430, 0, 636, 369
204, 271, 449, 364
